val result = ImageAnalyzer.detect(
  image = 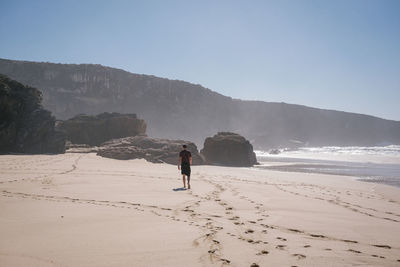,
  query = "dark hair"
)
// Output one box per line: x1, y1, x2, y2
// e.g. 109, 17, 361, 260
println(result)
182, 145, 187, 148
